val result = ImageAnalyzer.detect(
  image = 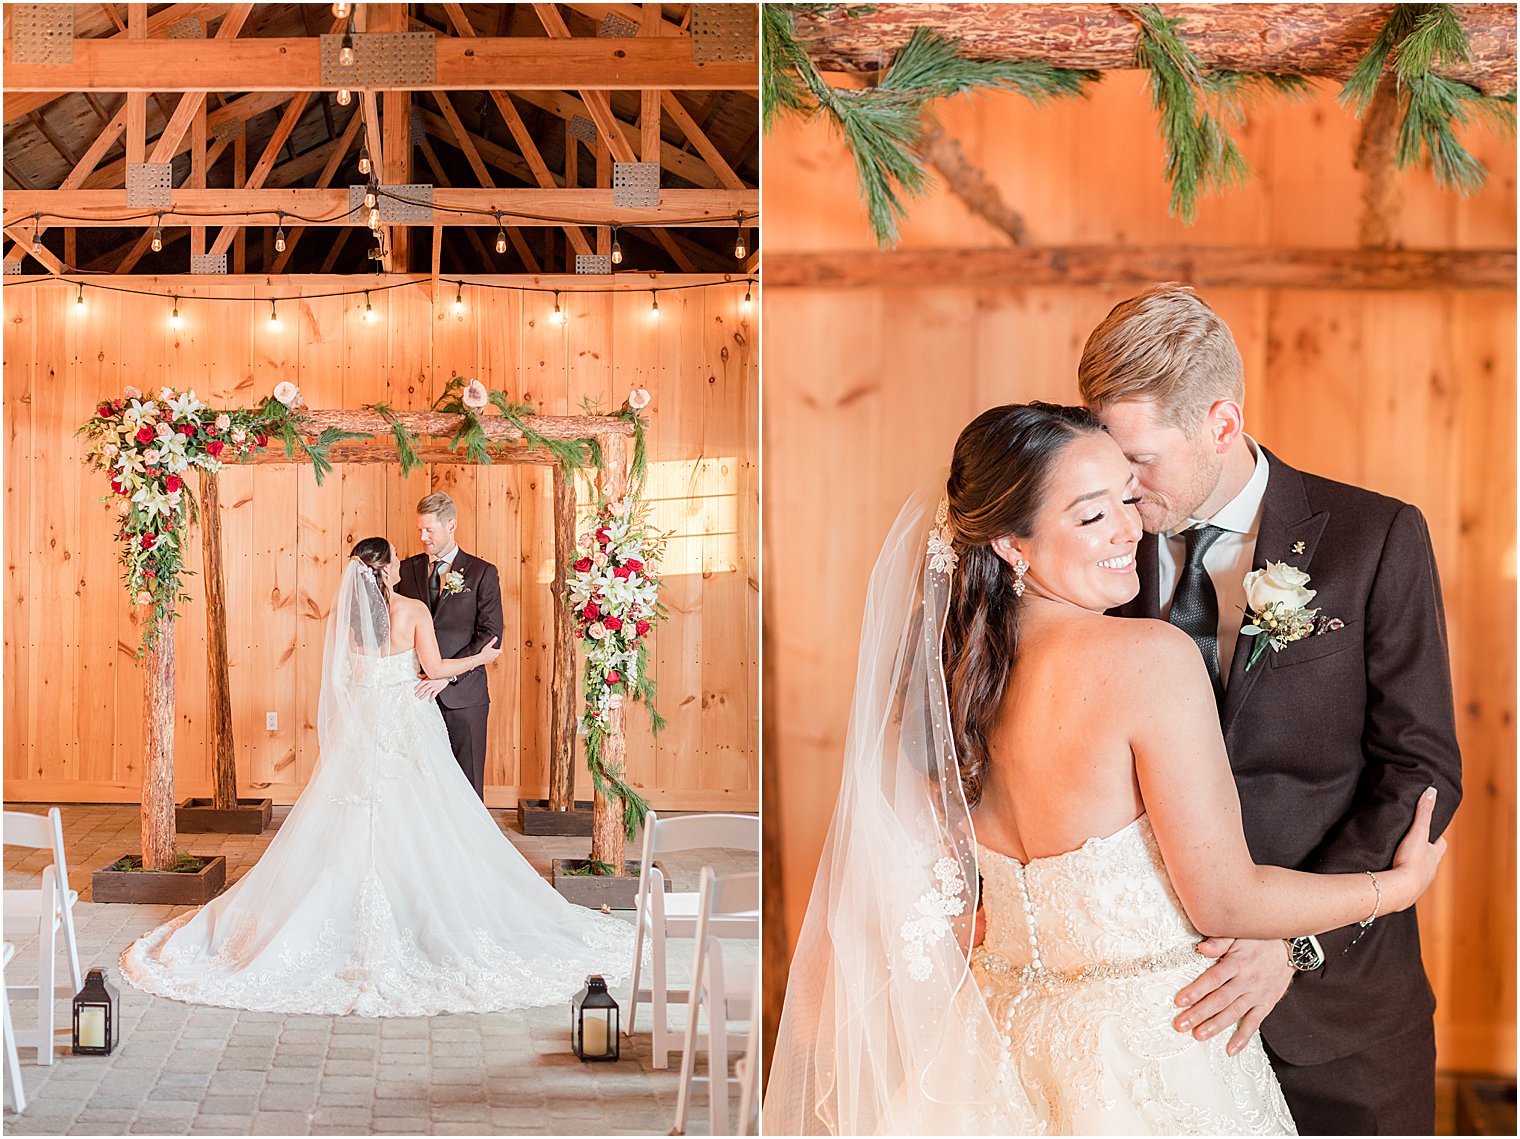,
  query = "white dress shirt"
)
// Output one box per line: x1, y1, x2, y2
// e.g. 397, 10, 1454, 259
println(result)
1157, 437, 1270, 688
